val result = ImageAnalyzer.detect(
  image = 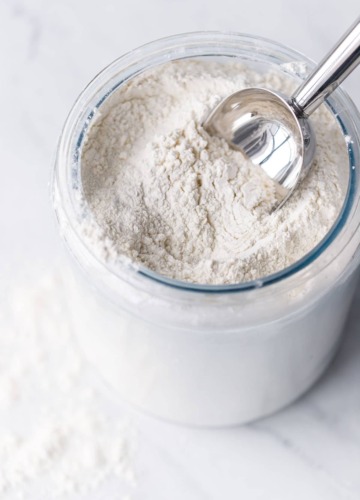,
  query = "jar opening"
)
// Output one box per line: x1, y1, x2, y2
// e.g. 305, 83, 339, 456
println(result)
54, 32, 360, 295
